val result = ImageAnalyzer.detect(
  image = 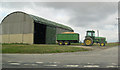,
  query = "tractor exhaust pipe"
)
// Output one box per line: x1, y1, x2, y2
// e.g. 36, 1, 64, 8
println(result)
97, 30, 99, 37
